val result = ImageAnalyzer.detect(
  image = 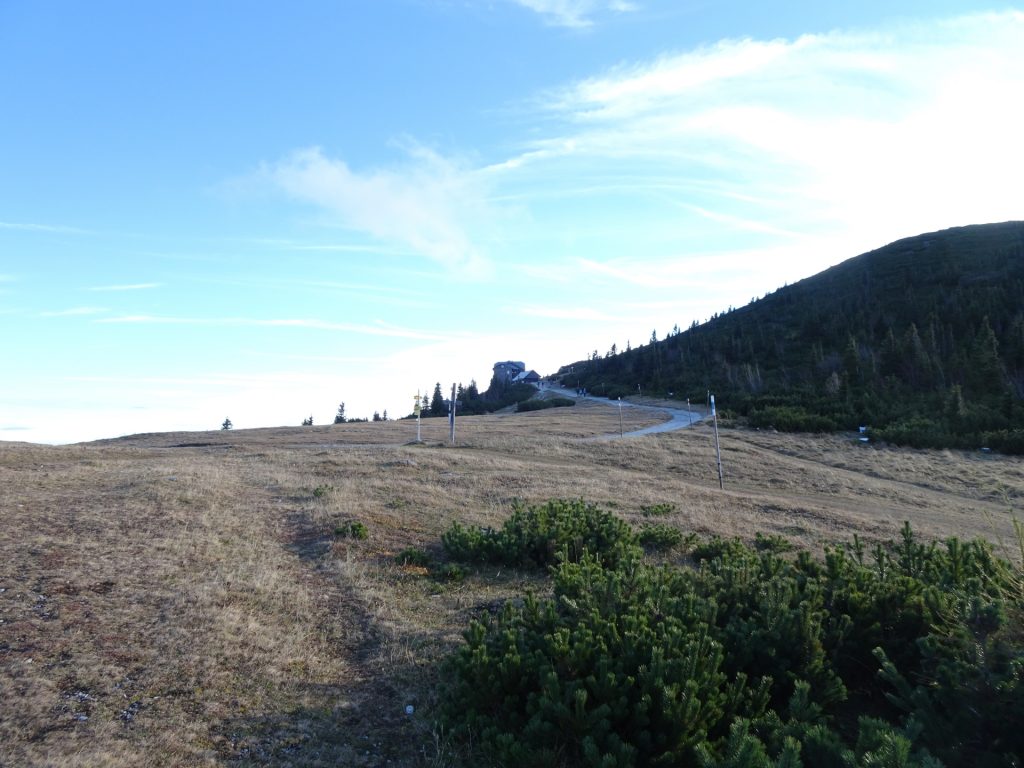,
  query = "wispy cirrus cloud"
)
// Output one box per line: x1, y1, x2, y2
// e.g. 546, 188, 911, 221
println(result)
268, 144, 494, 278
95, 314, 451, 341
511, 0, 638, 29
510, 11, 1024, 258
0, 220, 92, 235
242, 237, 413, 256
516, 304, 622, 322
39, 307, 108, 317
88, 282, 161, 292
